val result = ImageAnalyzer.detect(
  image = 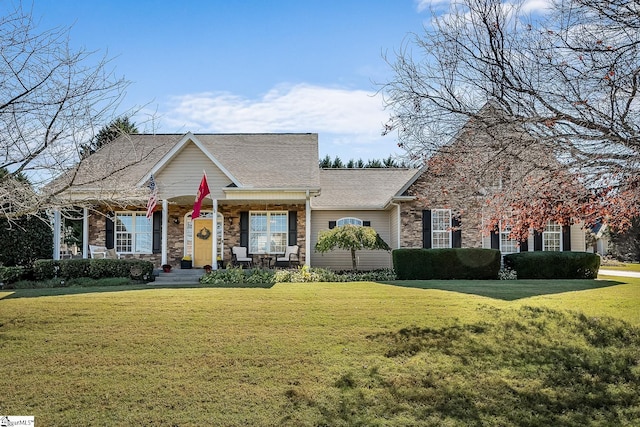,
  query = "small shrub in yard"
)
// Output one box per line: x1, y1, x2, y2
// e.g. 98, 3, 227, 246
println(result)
201, 266, 397, 285
199, 266, 276, 286
274, 266, 396, 283
33, 258, 153, 281
11, 277, 135, 289
0, 266, 31, 288
498, 267, 517, 280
